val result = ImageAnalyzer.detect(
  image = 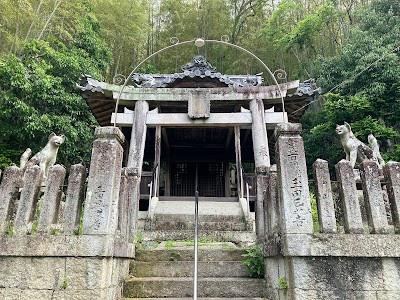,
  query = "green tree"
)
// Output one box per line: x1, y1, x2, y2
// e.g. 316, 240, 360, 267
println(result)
302, 0, 400, 173
0, 12, 111, 169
